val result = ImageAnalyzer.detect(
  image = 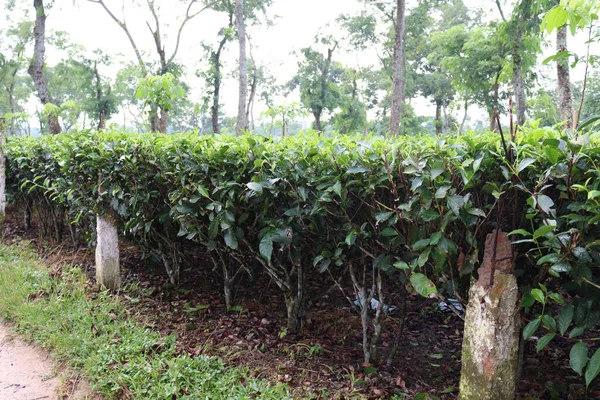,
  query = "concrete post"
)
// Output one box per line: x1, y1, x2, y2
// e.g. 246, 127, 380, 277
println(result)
95, 214, 121, 290
459, 230, 521, 400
